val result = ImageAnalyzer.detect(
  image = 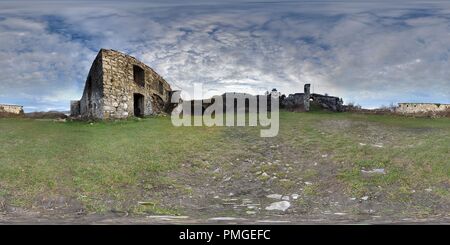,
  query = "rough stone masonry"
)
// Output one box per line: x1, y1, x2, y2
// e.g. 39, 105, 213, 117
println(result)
396, 103, 450, 114
0, 104, 24, 115
71, 49, 172, 119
